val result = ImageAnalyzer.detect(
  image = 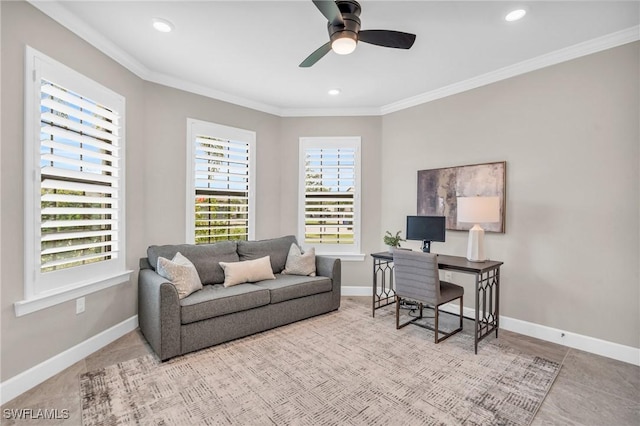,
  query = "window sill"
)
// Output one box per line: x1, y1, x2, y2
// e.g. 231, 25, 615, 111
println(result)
316, 253, 366, 262
14, 270, 133, 317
